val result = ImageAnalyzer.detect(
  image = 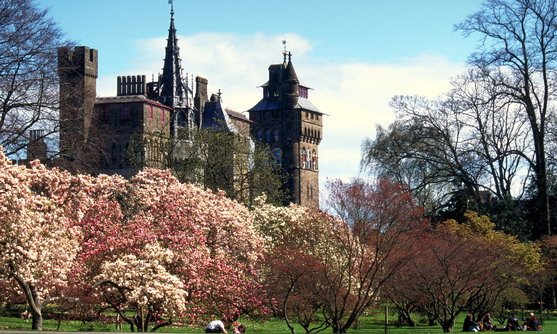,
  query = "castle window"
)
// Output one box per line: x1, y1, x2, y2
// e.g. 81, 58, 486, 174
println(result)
312, 149, 317, 169
274, 129, 279, 141
121, 105, 131, 126
301, 148, 307, 168
257, 129, 263, 141
266, 129, 271, 143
